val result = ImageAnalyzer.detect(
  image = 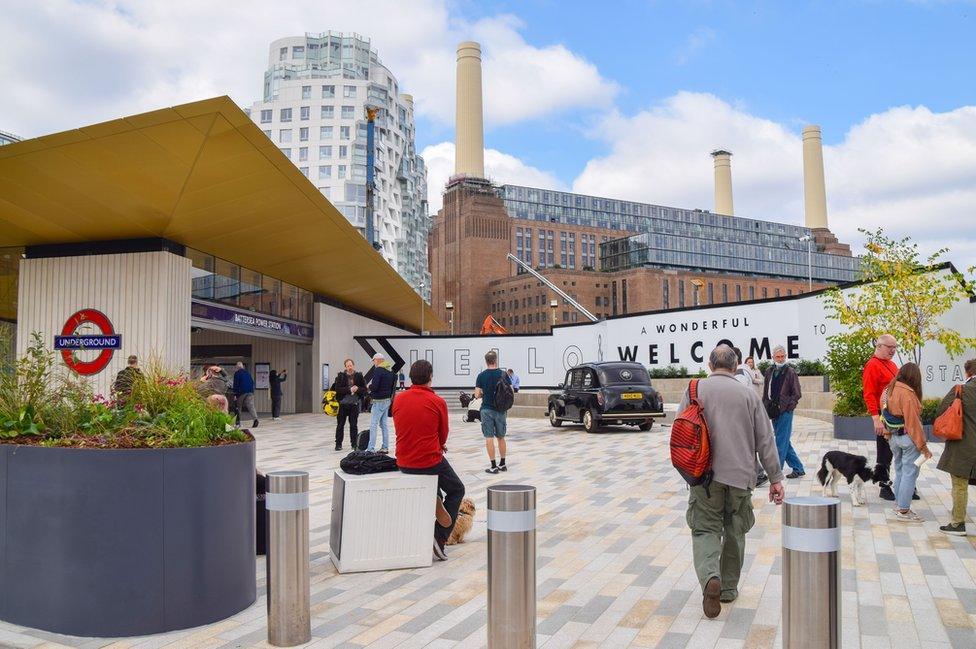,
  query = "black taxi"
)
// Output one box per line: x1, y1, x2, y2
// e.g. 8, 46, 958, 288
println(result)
548, 362, 665, 433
